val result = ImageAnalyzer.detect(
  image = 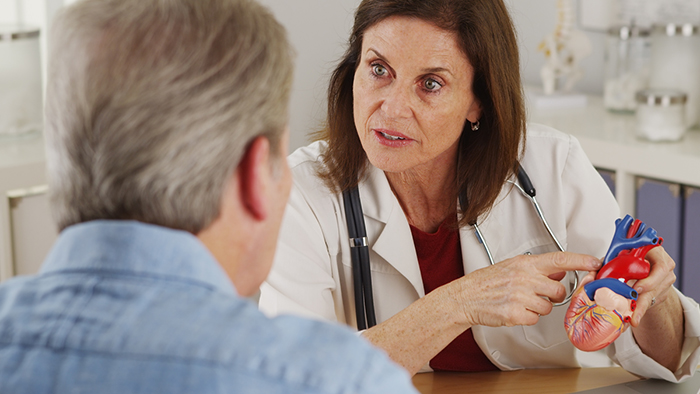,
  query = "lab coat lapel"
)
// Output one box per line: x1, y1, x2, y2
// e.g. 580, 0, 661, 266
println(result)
360, 167, 425, 298
358, 167, 512, 299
